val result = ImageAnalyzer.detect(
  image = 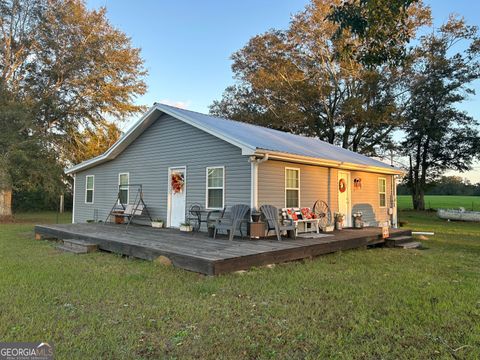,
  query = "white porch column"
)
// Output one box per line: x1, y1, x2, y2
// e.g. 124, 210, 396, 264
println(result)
392, 174, 398, 228
250, 160, 258, 209
72, 173, 76, 224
